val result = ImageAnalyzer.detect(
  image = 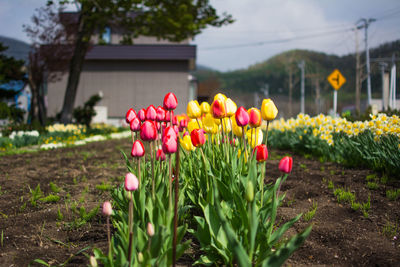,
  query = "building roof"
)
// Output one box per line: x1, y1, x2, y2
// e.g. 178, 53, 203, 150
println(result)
85, 44, 196, 61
